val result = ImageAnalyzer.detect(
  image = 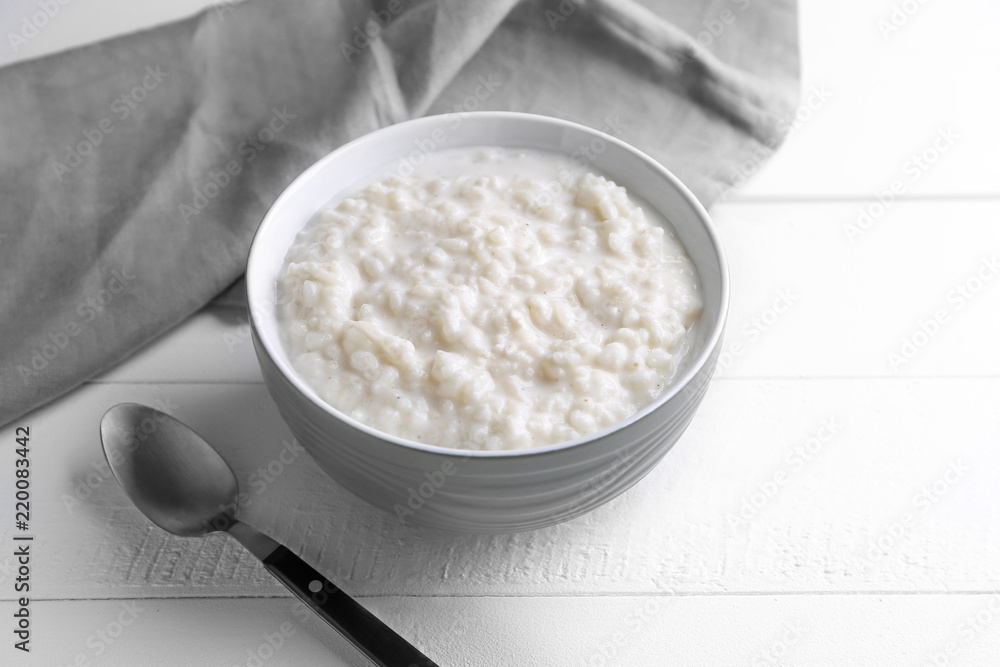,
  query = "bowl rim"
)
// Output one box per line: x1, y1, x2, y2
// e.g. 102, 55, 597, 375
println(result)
247, 111, 729, 460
